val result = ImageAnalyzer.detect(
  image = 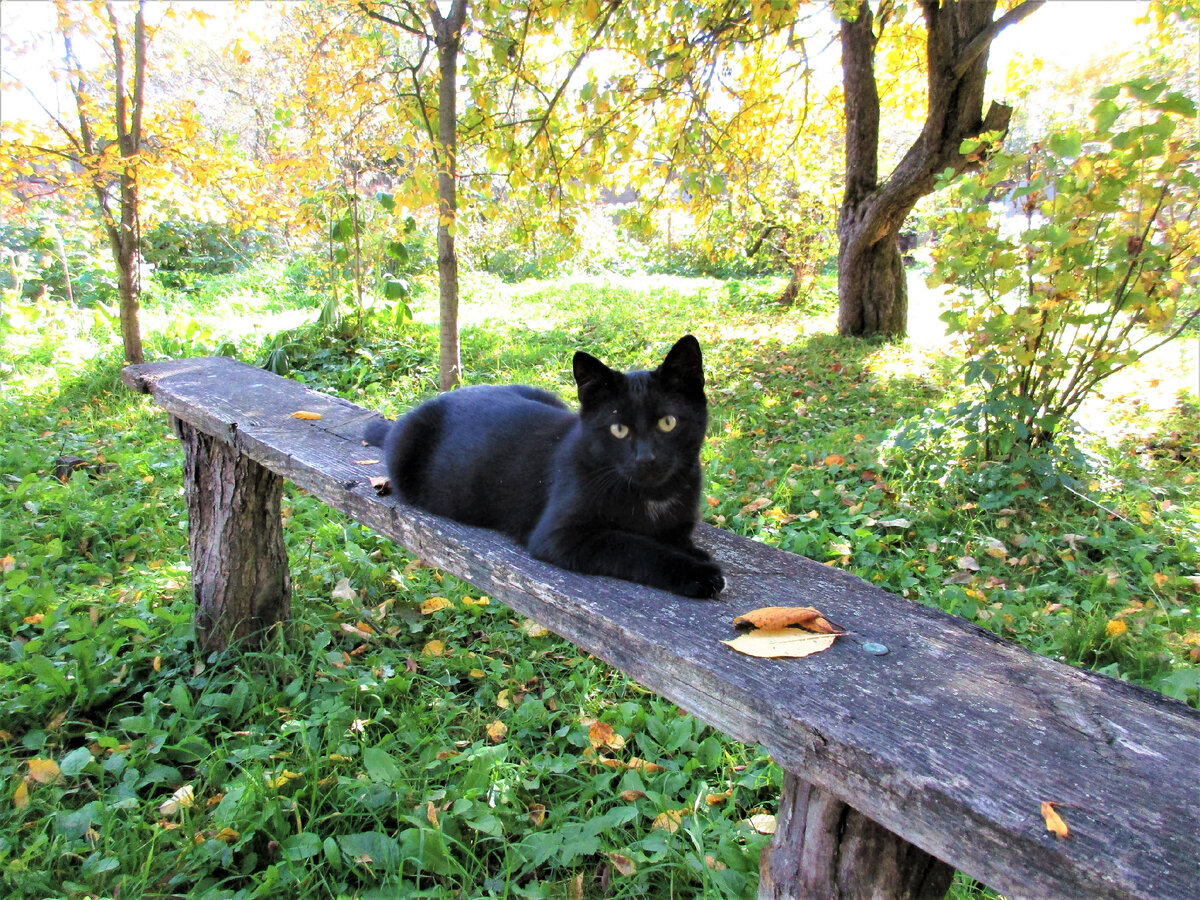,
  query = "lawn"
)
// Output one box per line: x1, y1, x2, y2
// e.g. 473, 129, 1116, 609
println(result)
2, 267, 1197, 899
